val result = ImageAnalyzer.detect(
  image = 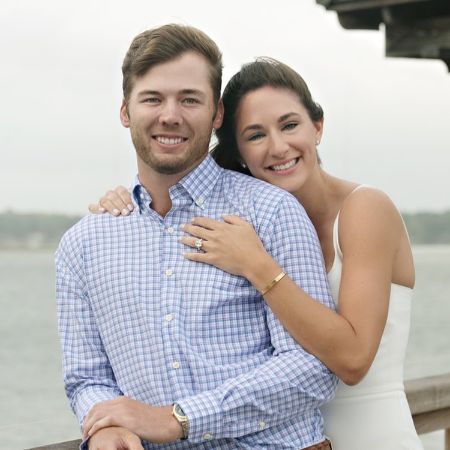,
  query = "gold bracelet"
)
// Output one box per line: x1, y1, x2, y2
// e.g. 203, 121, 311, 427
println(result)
260, 271, 286, 295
